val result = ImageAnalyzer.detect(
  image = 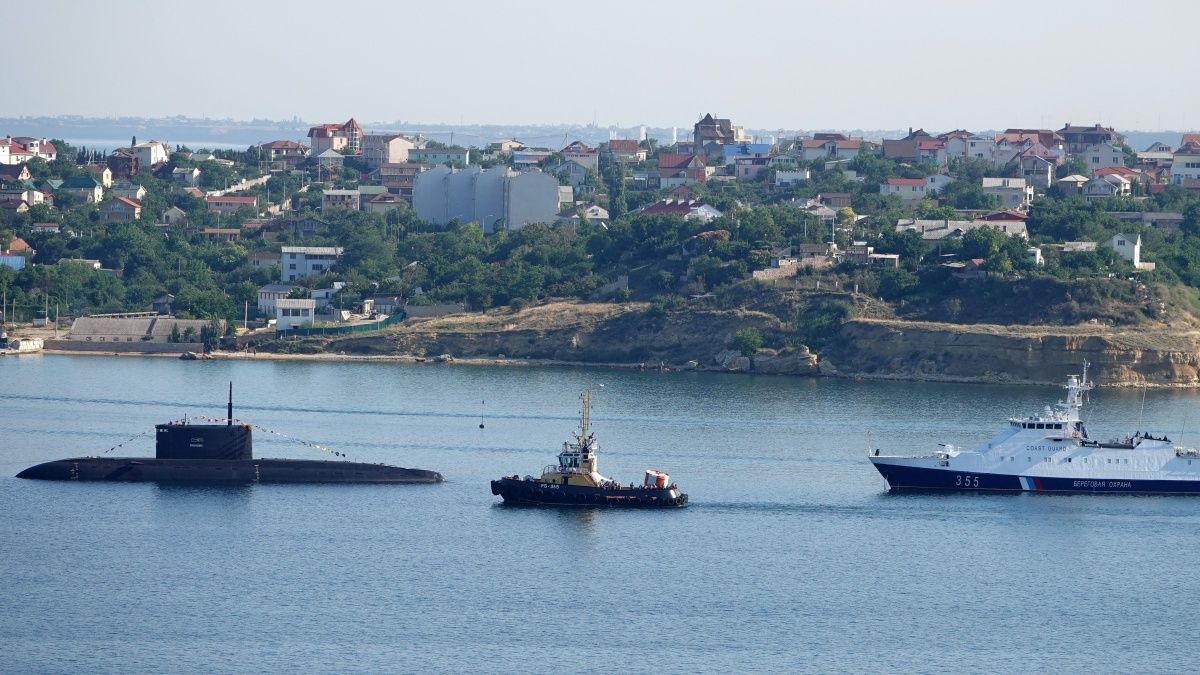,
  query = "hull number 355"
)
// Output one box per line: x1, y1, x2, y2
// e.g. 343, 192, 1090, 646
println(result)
956, 474, 979, 488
